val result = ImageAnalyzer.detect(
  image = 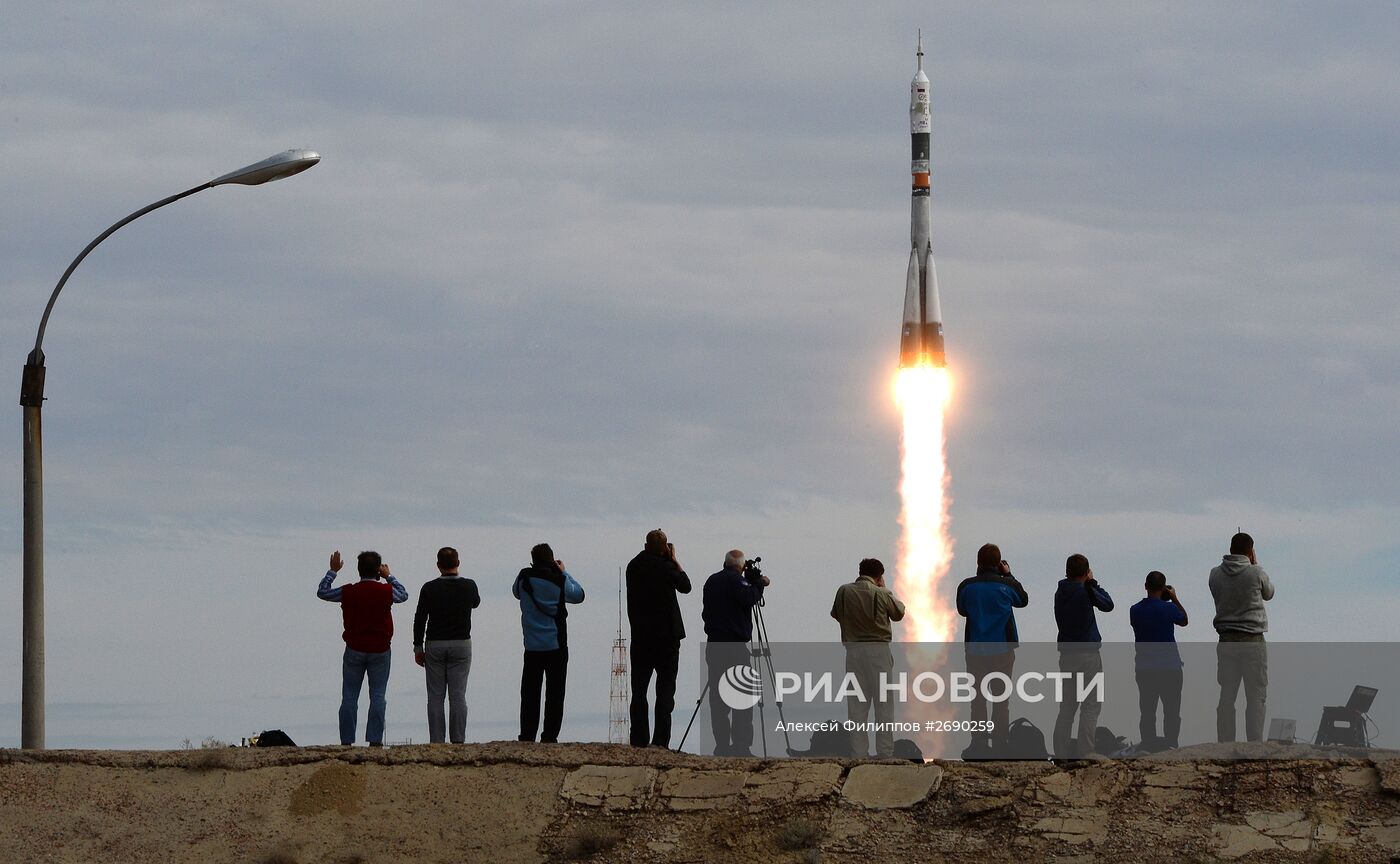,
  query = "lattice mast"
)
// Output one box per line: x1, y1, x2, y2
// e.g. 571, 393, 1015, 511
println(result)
608, 566, 631, 744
